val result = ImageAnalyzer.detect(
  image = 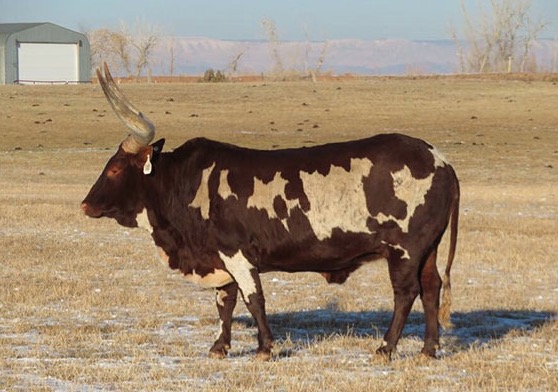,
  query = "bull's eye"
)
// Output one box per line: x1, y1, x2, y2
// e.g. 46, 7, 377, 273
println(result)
107, 166, 122, 178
